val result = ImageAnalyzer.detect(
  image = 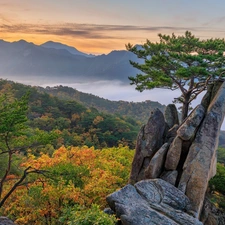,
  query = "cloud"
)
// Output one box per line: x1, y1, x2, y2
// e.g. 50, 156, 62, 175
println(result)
202, 16, 225, 27
0, 22, 199, 40
0, 13, 12, 24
